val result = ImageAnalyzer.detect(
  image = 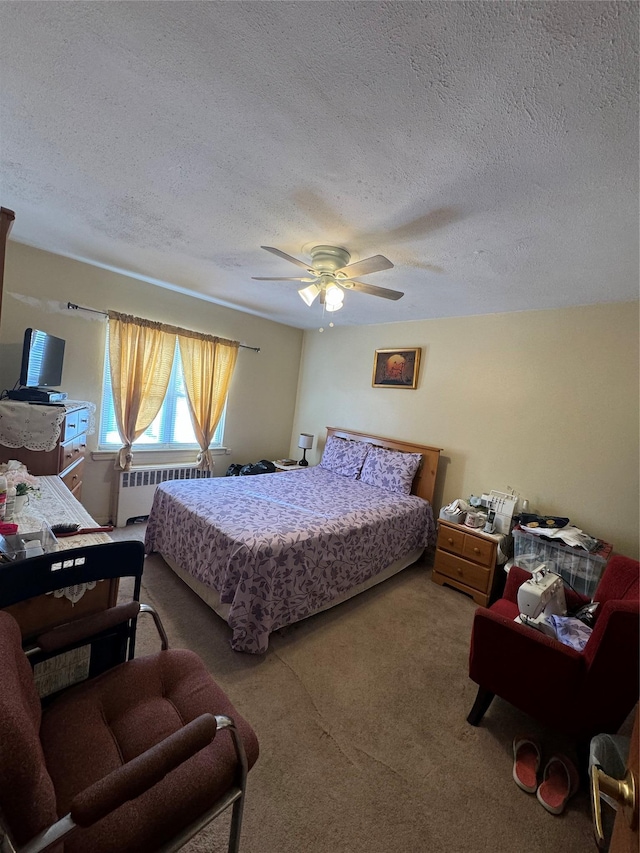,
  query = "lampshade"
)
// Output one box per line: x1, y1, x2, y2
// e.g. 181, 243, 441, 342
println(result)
298, 283, 320, 306
324, 282, 344, 309
298, 433, 314, 450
